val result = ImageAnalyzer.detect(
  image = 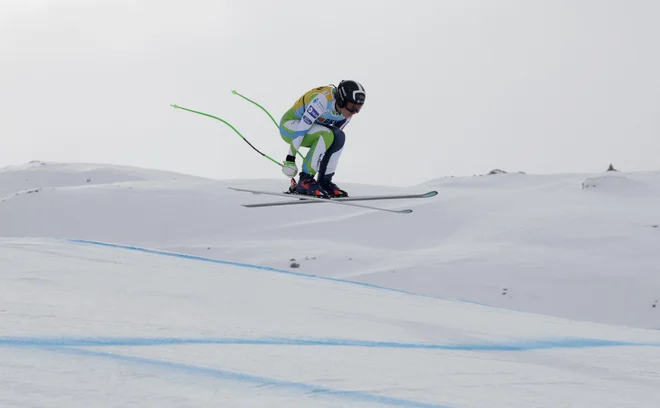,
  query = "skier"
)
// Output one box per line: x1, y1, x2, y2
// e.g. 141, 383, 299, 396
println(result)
278, 80, 366, 198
